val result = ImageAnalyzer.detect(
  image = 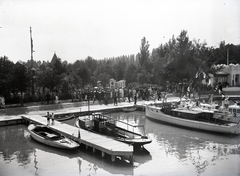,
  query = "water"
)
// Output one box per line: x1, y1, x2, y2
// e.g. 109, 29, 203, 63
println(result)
0, 111, 240, 176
